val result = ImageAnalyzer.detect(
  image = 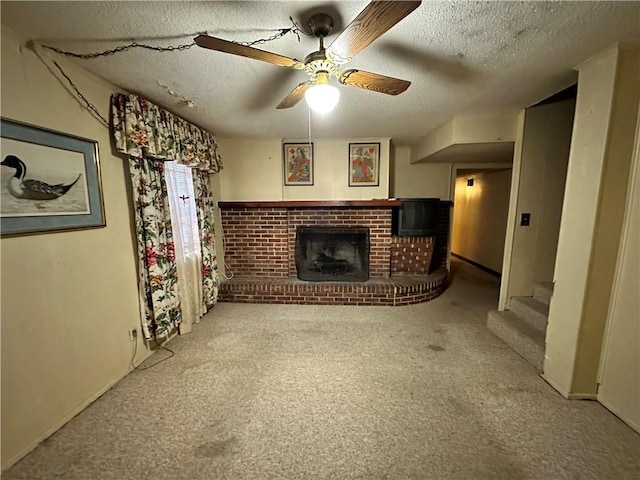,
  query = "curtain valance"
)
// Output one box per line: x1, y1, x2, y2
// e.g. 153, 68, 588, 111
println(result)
111, 93, 223, 173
